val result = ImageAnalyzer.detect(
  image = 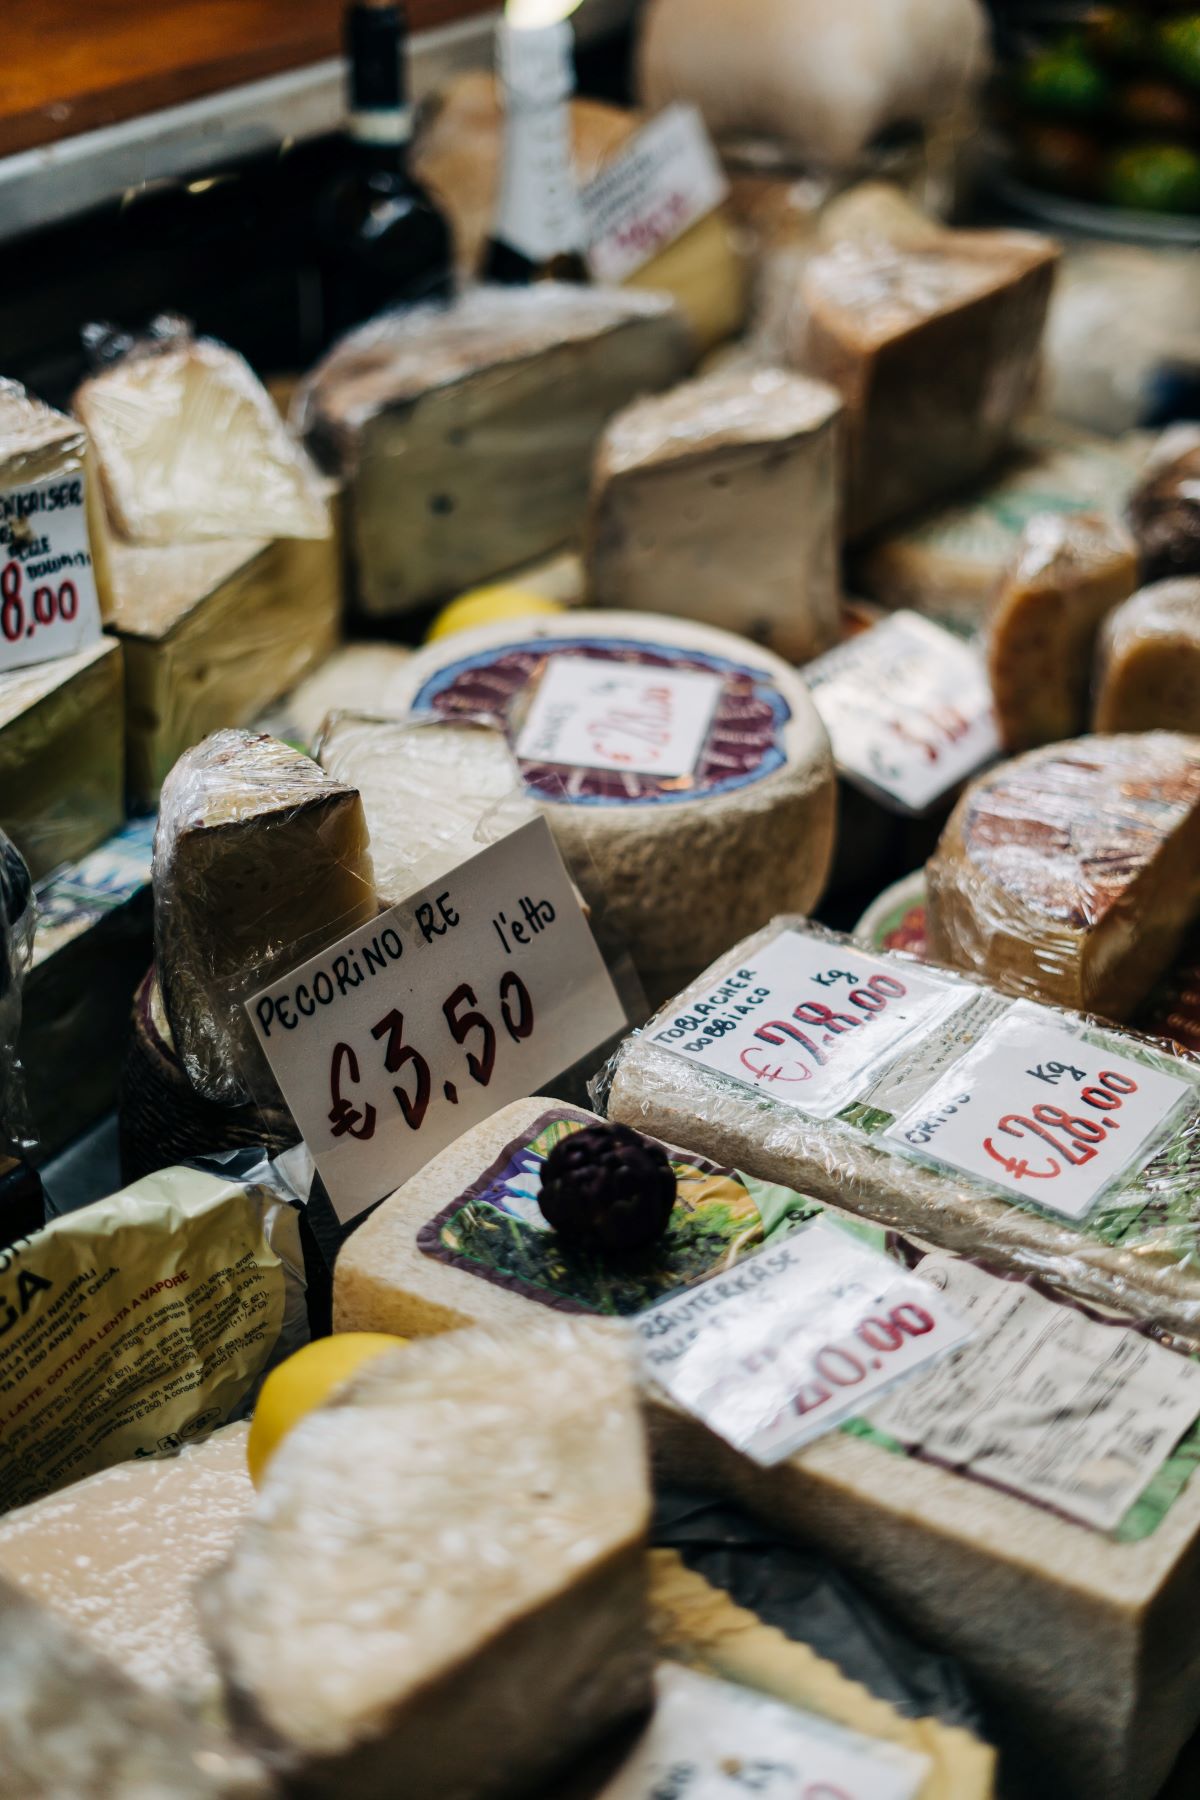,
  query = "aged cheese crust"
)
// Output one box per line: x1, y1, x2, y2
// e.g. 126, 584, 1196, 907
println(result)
1094, 579, 1200, 736
926, 733, 1200, 1019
